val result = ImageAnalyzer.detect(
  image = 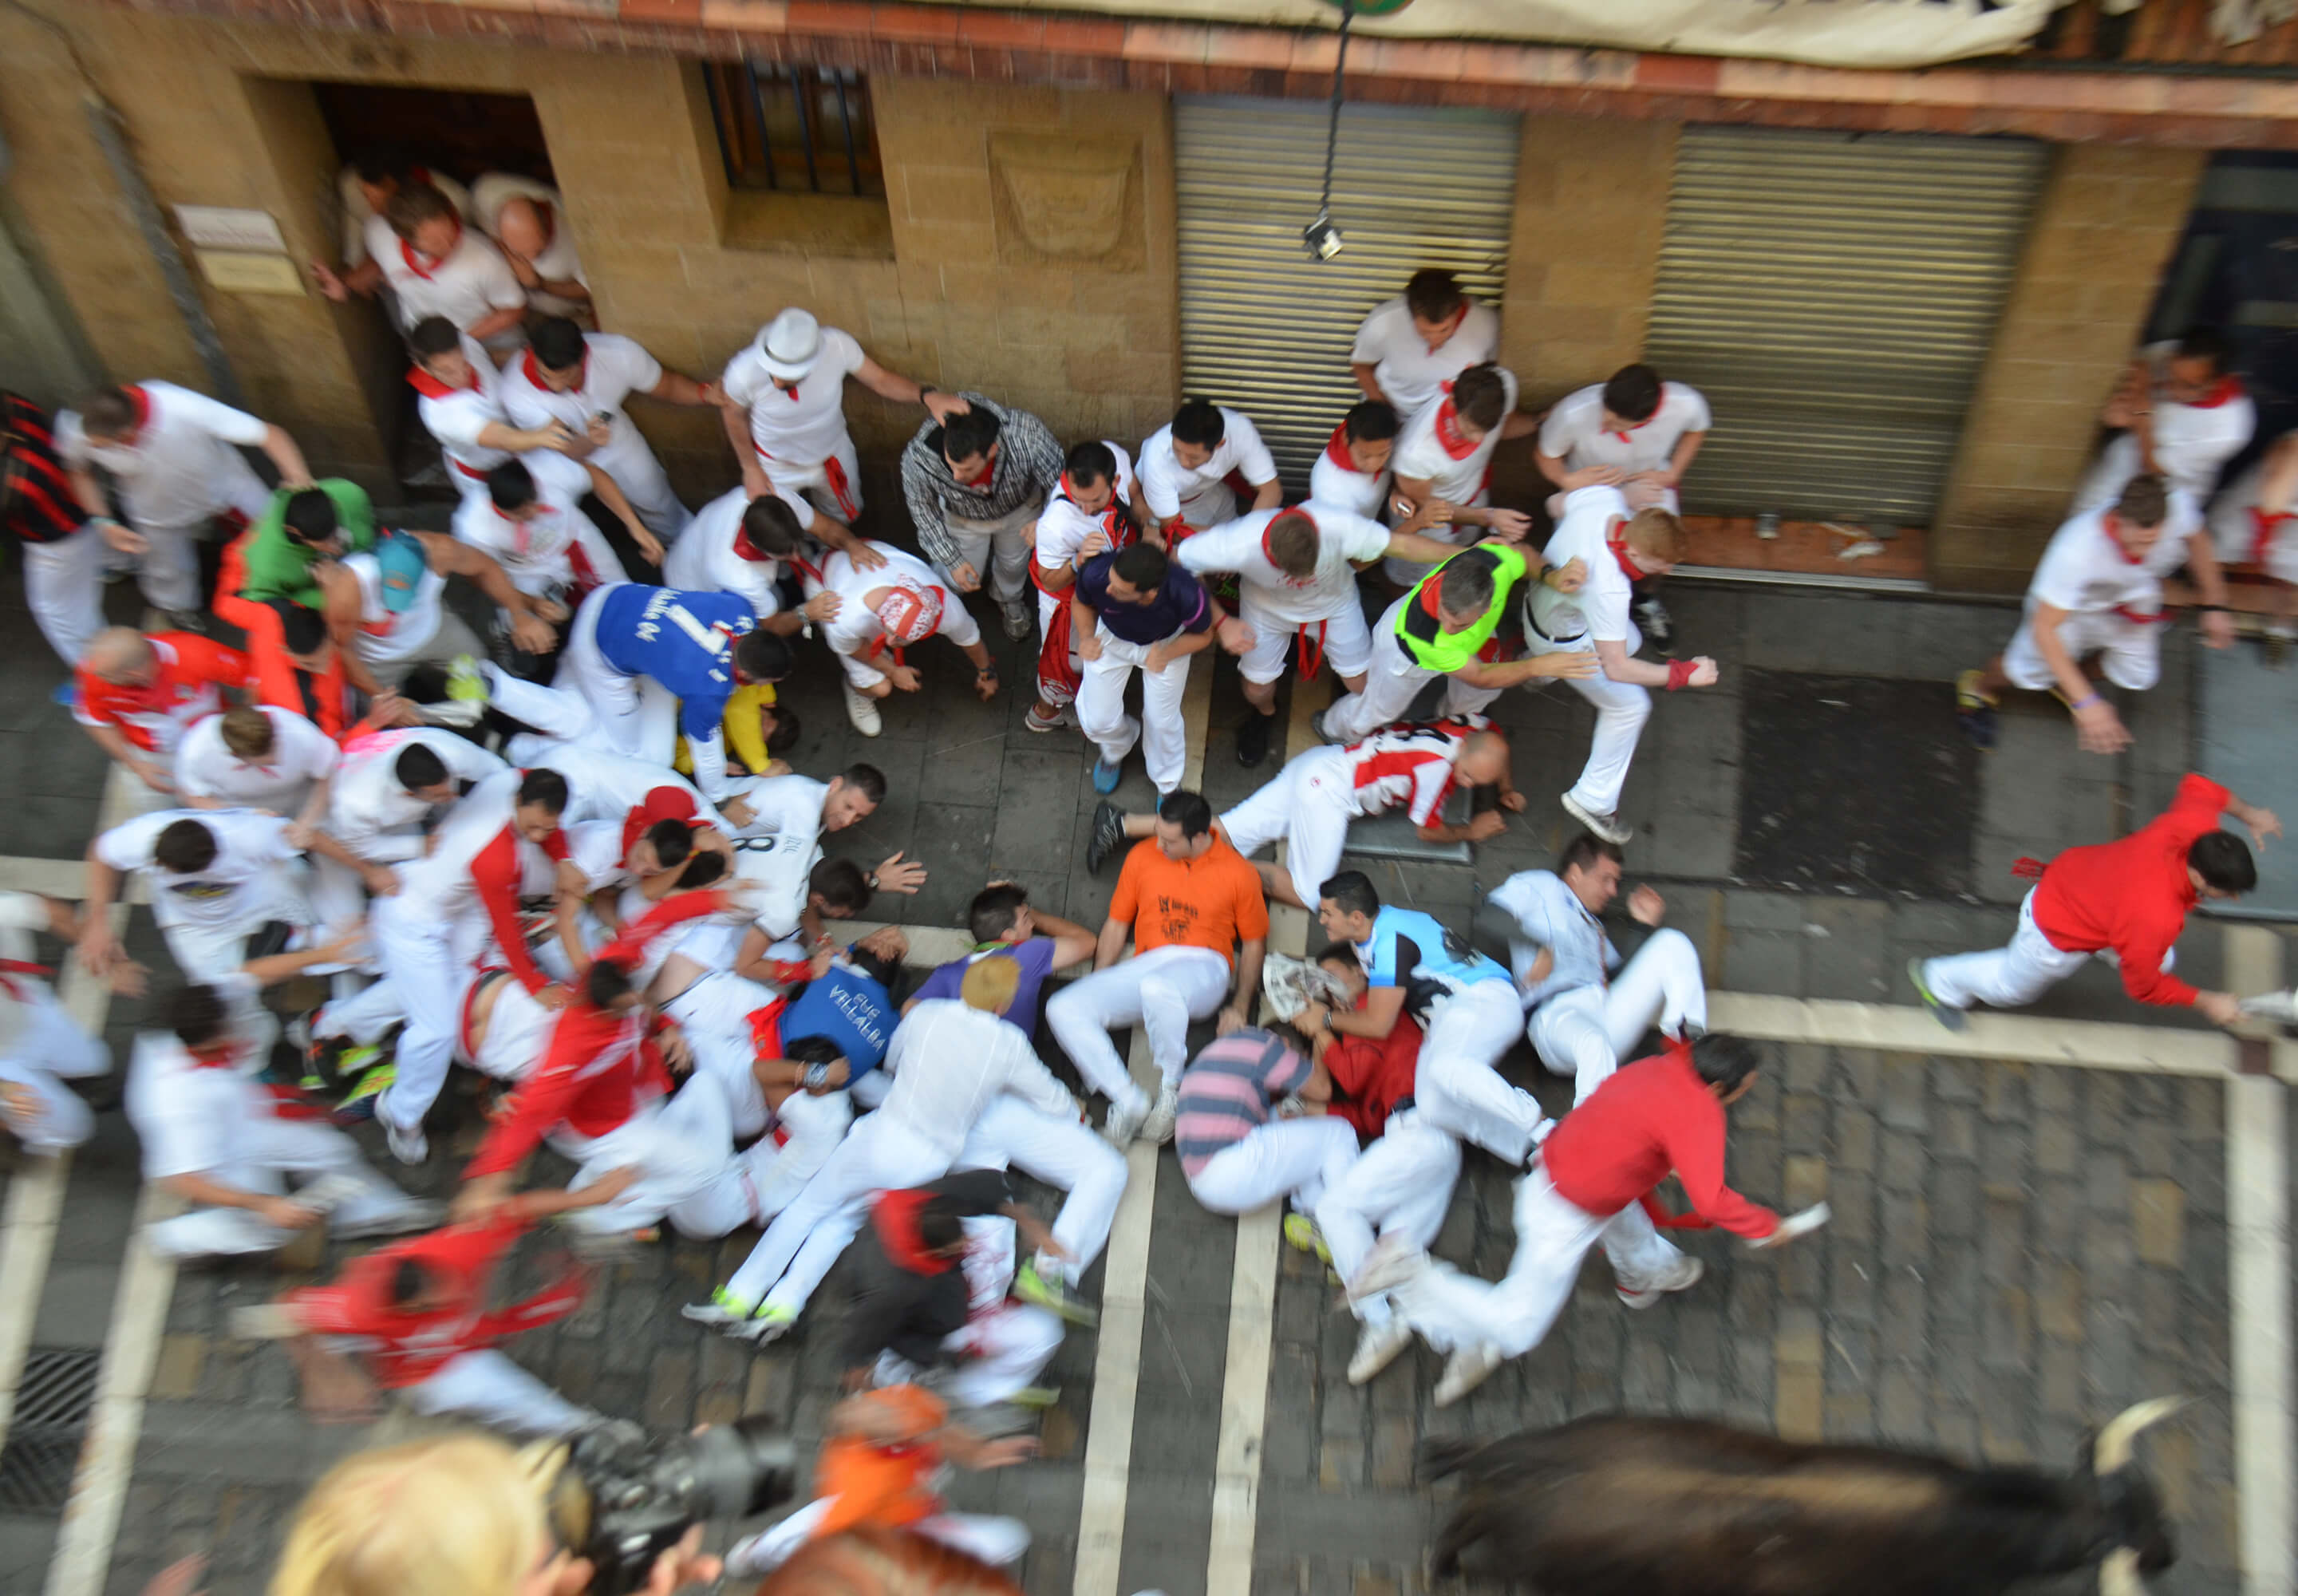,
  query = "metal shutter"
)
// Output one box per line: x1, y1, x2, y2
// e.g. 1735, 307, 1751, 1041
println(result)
1175, 97, 1521, 490
1645, 126, 2047, 527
